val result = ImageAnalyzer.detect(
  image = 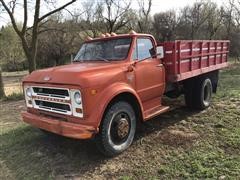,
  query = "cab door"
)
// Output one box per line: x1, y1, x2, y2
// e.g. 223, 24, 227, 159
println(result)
133, 37, 165, 102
